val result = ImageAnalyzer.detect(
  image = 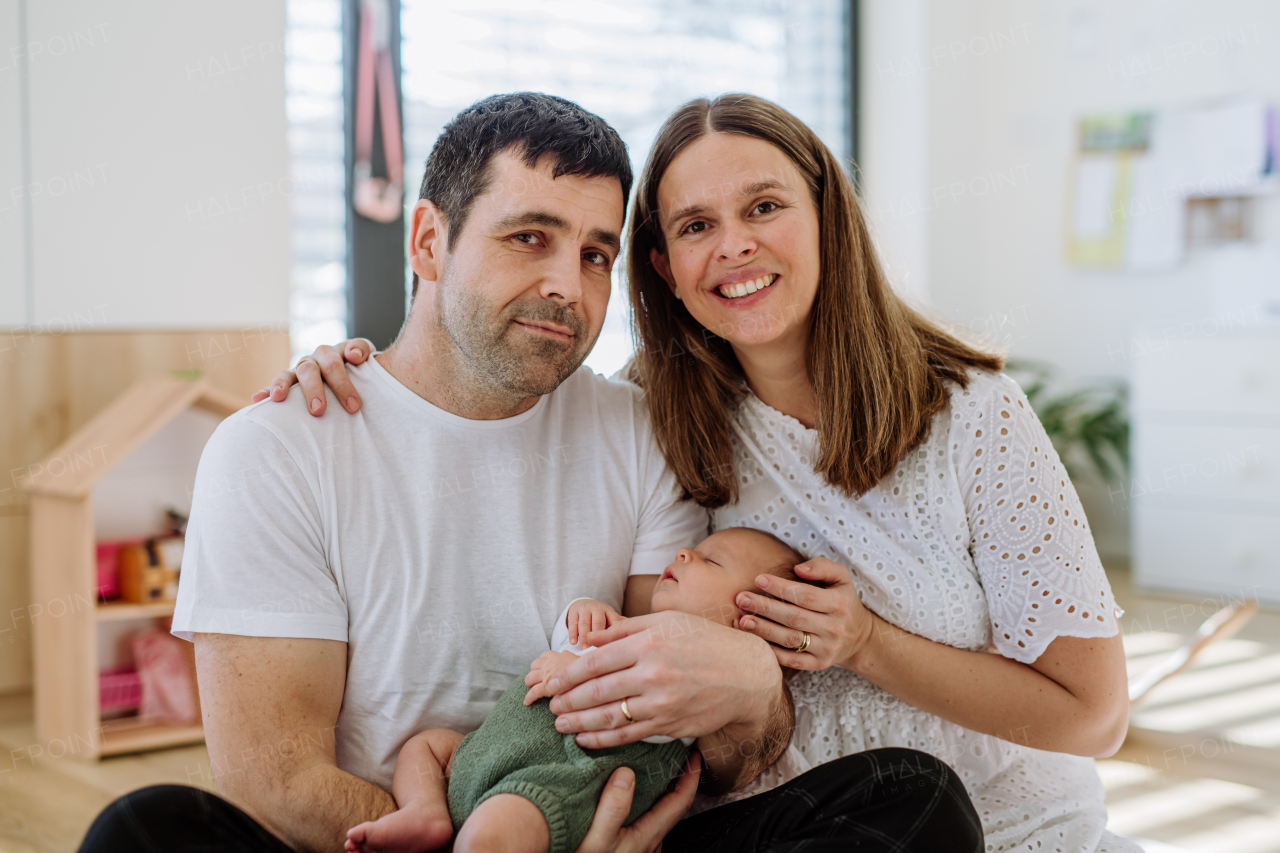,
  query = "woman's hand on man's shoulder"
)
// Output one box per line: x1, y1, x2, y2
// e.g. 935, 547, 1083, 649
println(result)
251, 338, 376, 416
